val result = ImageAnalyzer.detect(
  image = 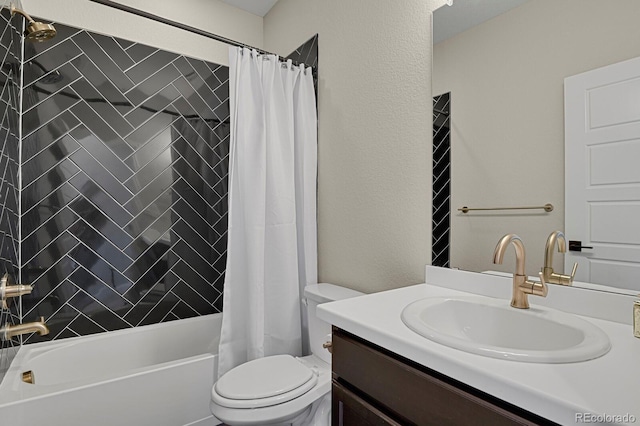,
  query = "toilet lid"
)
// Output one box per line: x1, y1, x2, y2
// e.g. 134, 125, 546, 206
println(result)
215, 355, 315, 401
